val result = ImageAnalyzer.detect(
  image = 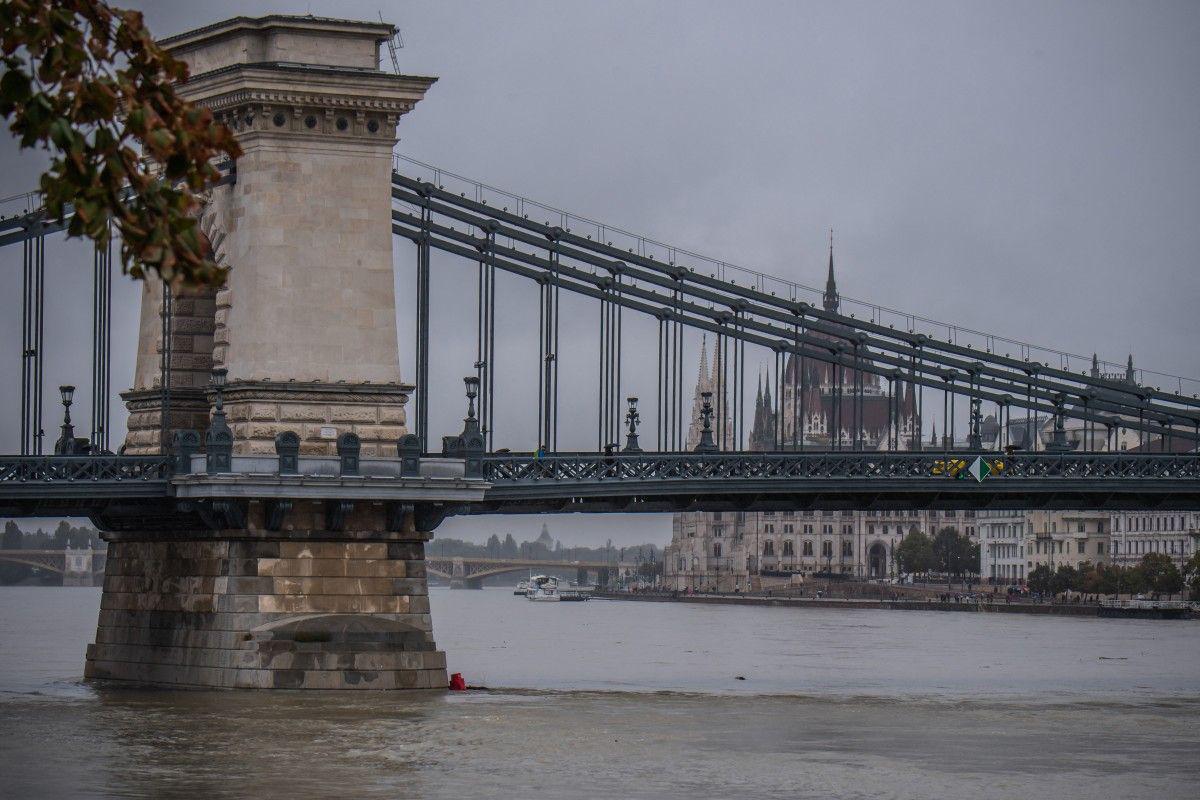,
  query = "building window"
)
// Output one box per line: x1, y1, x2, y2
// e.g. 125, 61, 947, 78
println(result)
763, 541, 775, 556
803, 540, 813, 556
713, 543, 722, 558
822, 541, 833, 558
842, 541, 853, 557
783, 540, 795, 557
